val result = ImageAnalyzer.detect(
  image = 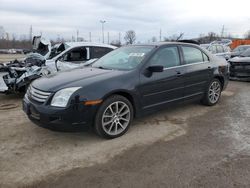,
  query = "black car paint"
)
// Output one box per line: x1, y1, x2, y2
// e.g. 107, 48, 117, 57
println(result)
23, 43, 229, 128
